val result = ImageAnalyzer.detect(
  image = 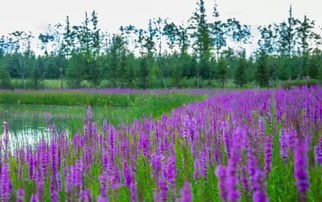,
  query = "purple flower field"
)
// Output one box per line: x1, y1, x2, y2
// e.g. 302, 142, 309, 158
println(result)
0, 86, 321, 201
